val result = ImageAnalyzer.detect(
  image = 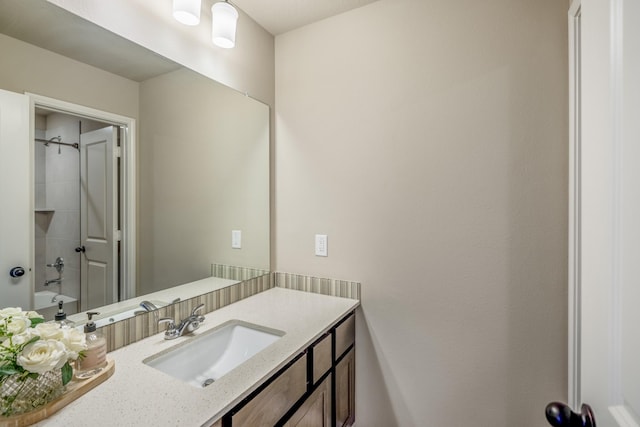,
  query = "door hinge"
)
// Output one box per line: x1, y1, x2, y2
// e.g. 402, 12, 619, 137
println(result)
114, 230, 122, 241
114, 146, 122, 158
